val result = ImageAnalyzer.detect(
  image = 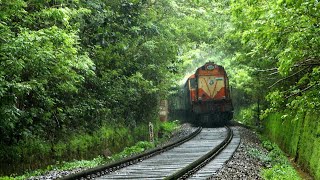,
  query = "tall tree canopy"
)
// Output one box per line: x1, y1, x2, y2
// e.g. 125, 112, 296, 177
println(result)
225, 0, 320, 122
0, 0, 184, 147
